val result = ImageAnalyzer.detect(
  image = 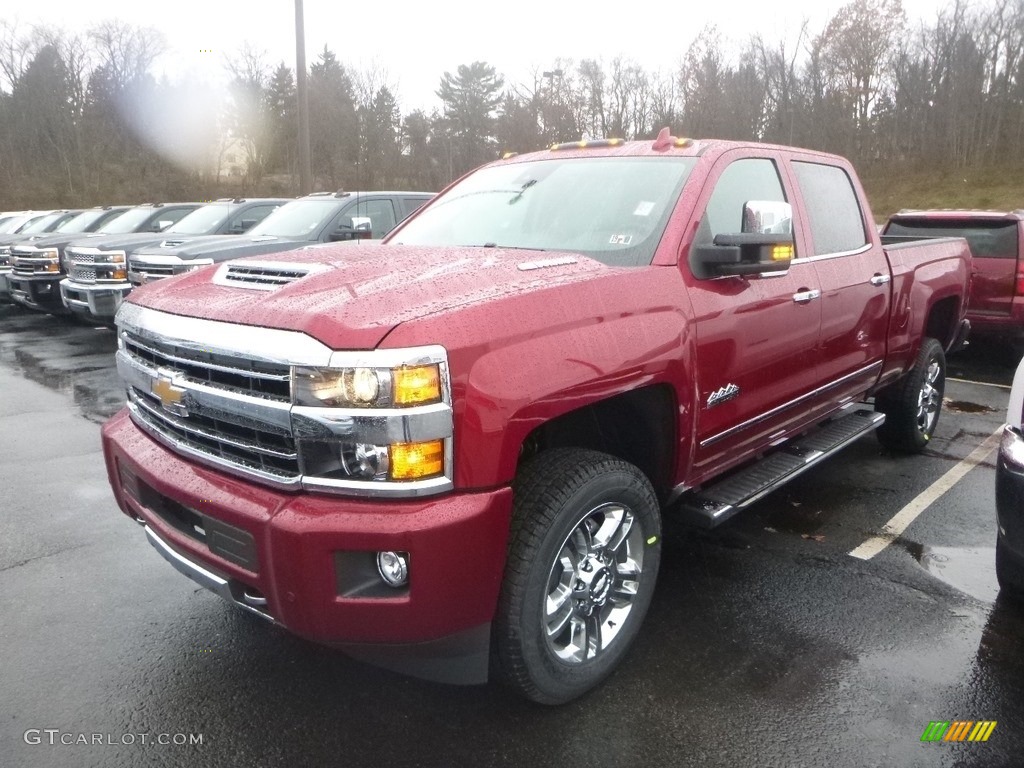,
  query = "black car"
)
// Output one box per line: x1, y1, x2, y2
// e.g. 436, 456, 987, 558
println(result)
60, 198, 287, 320
127, 191, 433, 285
8, 202, 200, 314
997, 357, 1024, 600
